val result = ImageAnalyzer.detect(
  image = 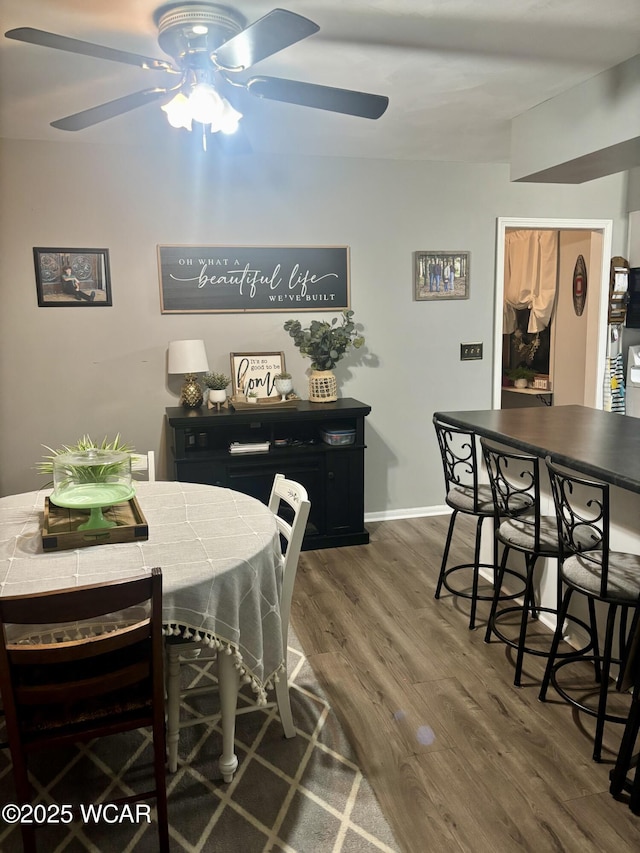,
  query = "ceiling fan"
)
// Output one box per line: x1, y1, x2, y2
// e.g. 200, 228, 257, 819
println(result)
5, 3, 389, 147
